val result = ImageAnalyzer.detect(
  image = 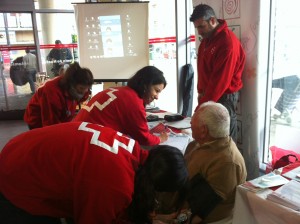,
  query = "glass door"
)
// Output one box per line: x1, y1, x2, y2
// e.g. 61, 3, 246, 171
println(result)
0, 12, 36, 112
266, 0, 300, 162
